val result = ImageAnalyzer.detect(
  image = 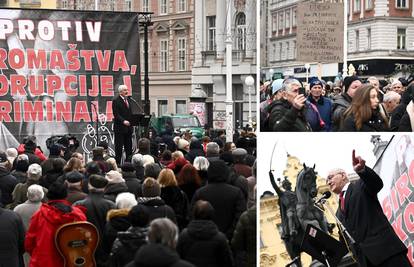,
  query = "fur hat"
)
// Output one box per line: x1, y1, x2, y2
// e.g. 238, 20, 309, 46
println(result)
47, 182, 68, 200
89, 174, 108, 189
105, 170, 125, 184
142, 177, 161, 197
343, 76, 360, 93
